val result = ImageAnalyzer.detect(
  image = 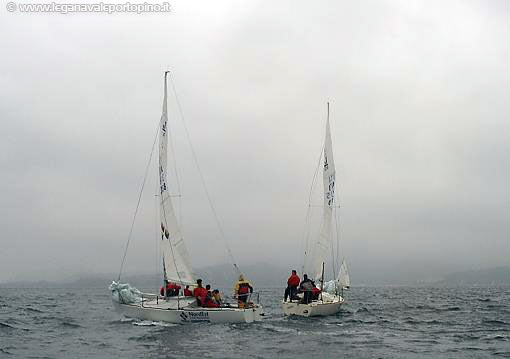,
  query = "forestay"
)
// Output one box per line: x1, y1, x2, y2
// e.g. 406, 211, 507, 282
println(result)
159, 72, 195, 285
308, 117, 336, 282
